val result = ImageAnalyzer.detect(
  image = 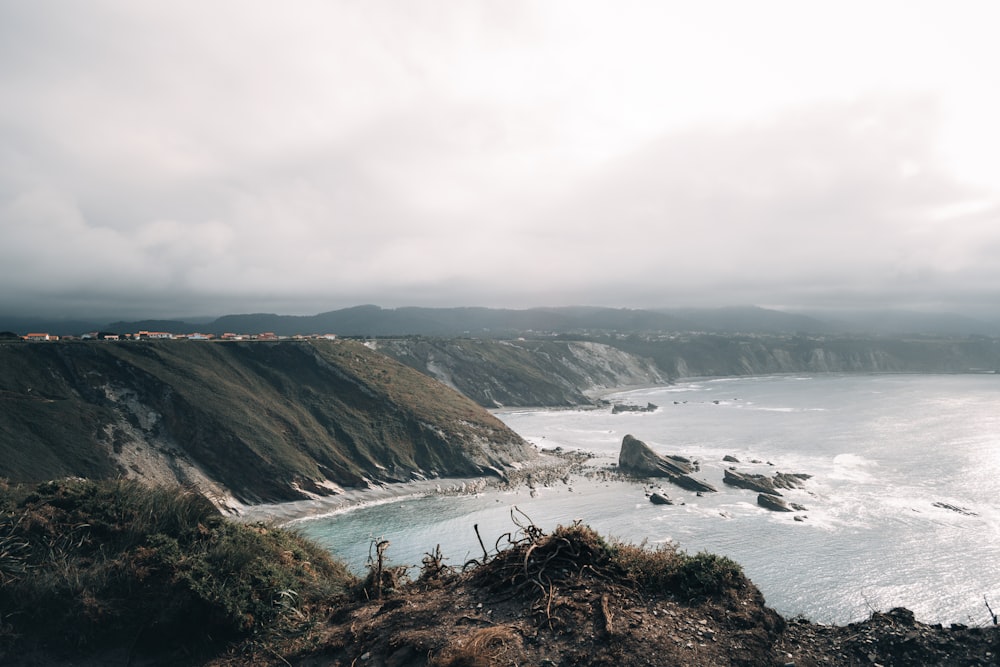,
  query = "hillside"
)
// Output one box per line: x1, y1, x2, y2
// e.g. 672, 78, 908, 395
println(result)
0, 339, 534, 504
